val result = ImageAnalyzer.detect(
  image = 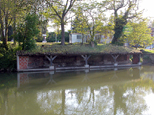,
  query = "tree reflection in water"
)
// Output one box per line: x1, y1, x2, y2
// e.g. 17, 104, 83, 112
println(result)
1, 66, 154, 114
